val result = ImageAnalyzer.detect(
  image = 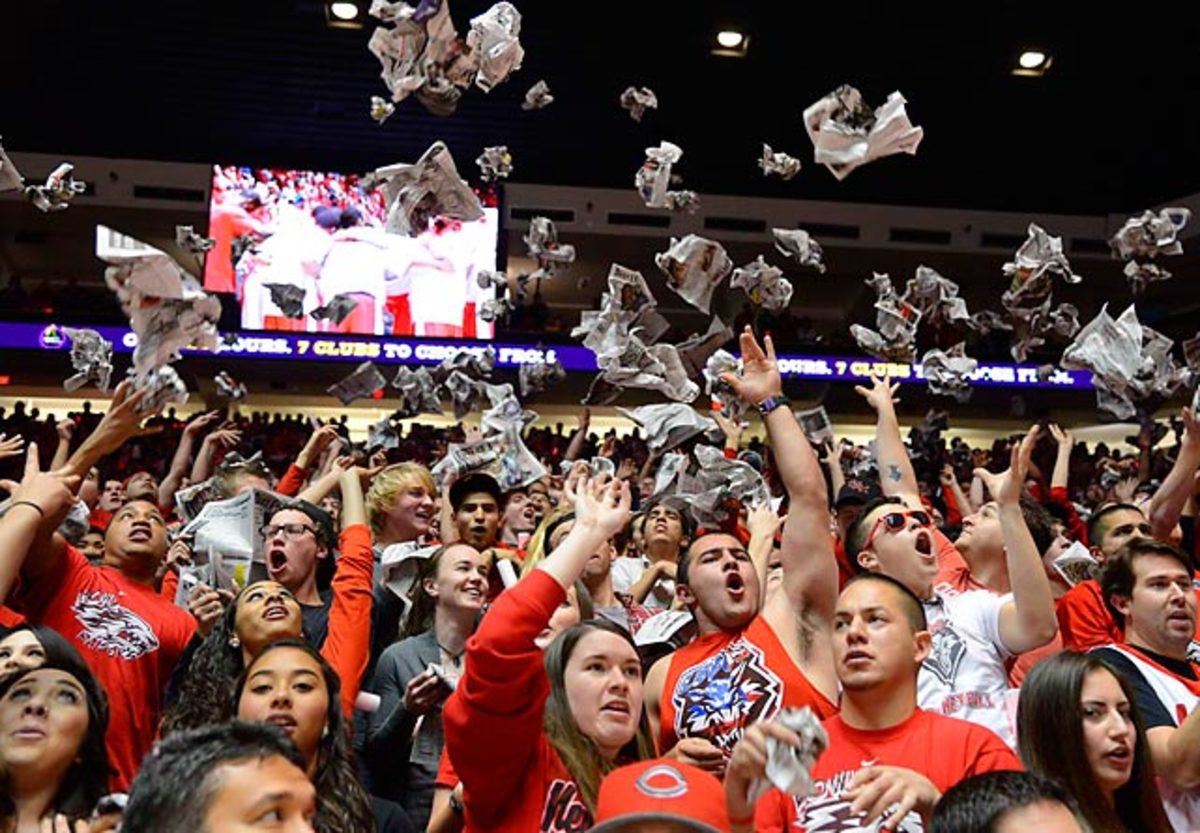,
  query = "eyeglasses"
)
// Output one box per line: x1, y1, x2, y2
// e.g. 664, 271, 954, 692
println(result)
261, 523, 317, 540
861, 510, 932, 553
